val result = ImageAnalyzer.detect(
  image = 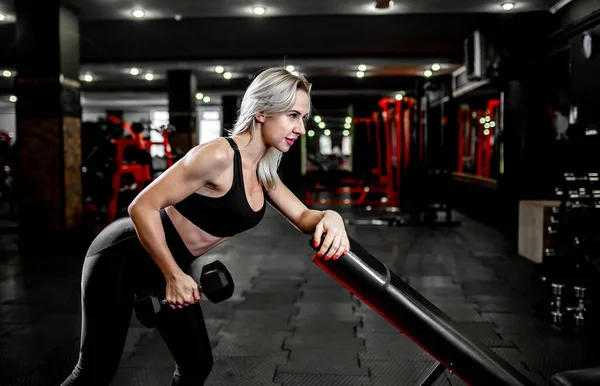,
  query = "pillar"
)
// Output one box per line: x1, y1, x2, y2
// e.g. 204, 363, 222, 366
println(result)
14, 0, 83, 252
221, 95, 238, 137
167, 70, 197, 155
498, 23, 556, 225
